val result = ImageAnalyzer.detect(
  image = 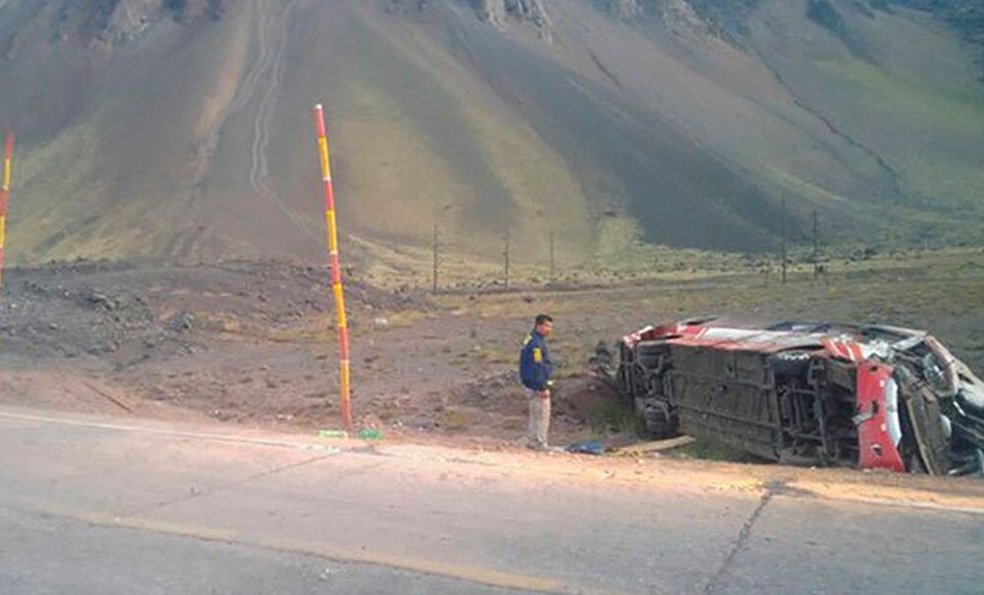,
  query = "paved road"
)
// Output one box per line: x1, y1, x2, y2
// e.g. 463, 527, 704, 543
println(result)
1, 407, 982, 594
